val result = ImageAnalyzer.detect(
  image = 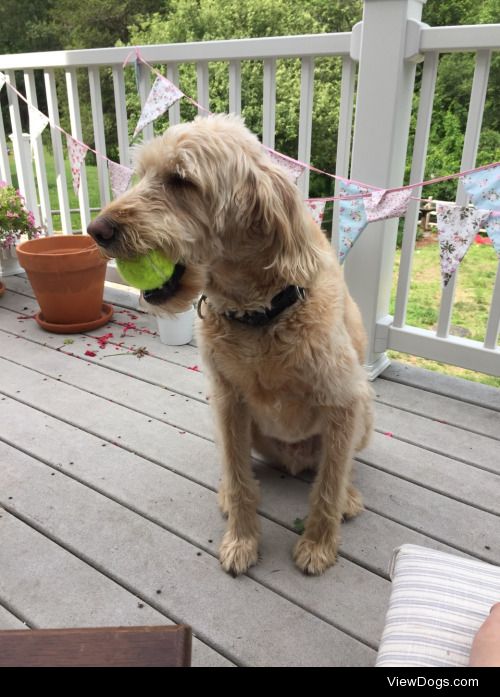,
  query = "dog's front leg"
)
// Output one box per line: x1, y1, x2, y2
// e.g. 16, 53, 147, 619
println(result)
212, 377, 260, 576
294, 404, 358, 575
